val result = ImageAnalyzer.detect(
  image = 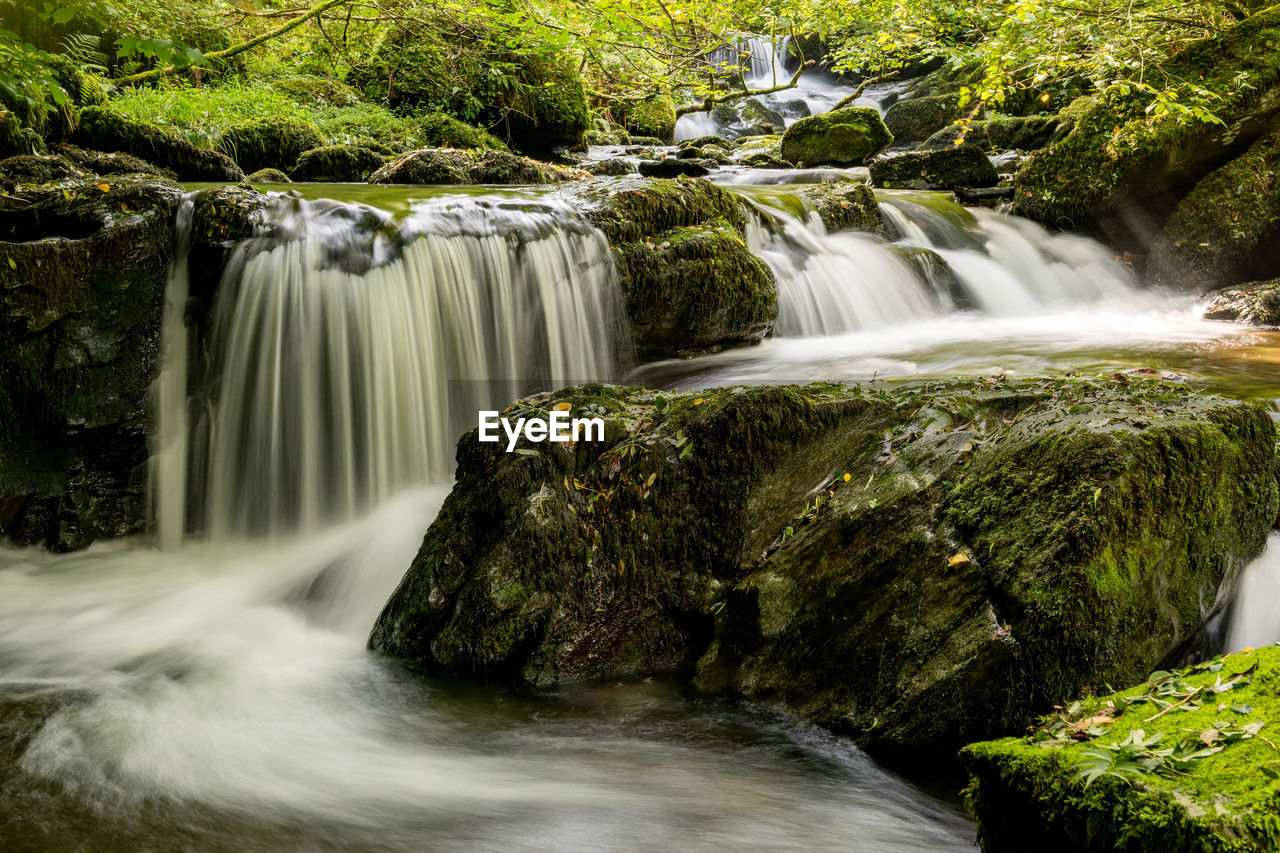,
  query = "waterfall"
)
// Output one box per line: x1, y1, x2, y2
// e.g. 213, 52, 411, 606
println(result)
161, 193, 626, 541
1225, 534, 1280, 651
739, 188, 1140, 337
